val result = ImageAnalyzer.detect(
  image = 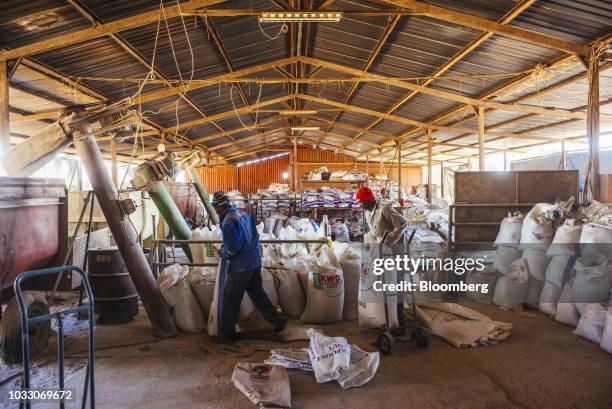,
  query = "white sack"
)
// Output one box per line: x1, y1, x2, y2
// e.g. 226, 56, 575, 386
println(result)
158, 264, 206, 333
522, 248, 550, 282
274, 267, 306, 318
416, 303, 512, 347
525, 278, 544, 310
520, 215, 553, 250
493, 258, 529, 309
494, 215, 523, 247
555, 278, 580, 327
358, 247, 399, 328
335, 344, 380, 389
573, 260, 611, 314
494, 246, 522, 273
464, 265, 498, 304
600, 307, 612, 354
300, 248, 344, 324
539, 282, 563, 316
544, 255, 576, 287
265, 348, 312, 371
307, 328, 350, 383
232, 363, 291, 408
261, 268, 280, 310
579, 223, 612, 262
574, 303, 608, 344
547, 223, 582, 257
334, 243, 361, 320
187, 267, 217, 318
188, 229, 204, 264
